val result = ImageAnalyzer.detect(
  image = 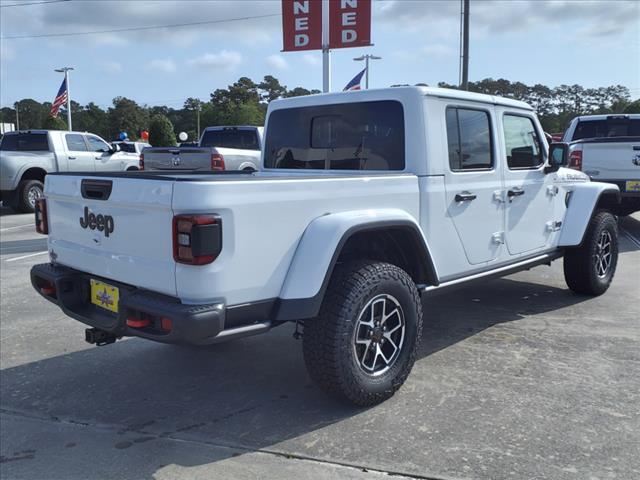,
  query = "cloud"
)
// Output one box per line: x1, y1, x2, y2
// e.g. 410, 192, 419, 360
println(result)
375, 0, 639, 37
146, 58, 176, 73
266, 54, 288, 71
187, 50, 242, 71
99, 61, 123, 74
301, 54, 321, 67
